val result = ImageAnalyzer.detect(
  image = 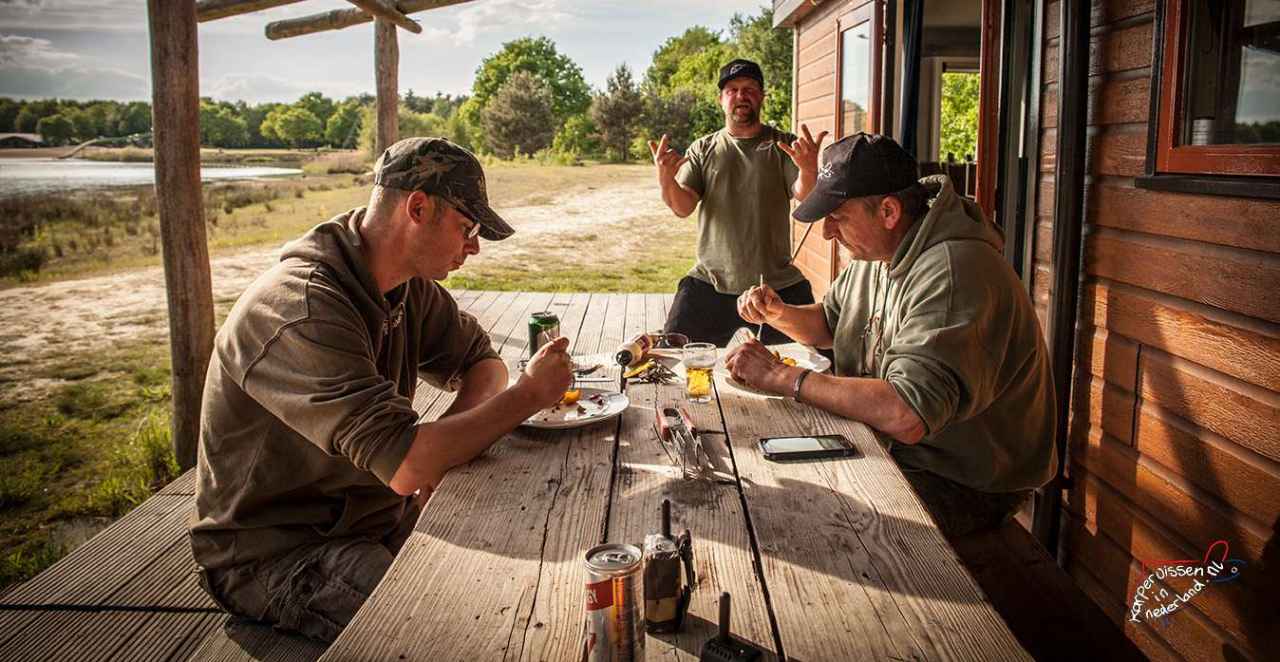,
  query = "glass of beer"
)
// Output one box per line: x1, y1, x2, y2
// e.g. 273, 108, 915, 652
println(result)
682, 342, 716, 403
